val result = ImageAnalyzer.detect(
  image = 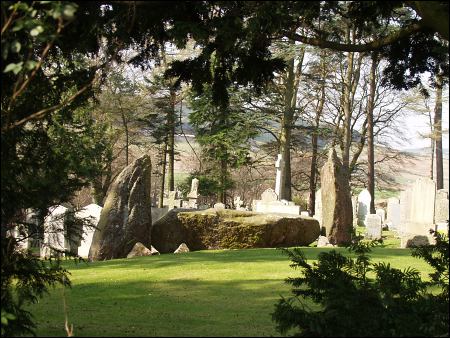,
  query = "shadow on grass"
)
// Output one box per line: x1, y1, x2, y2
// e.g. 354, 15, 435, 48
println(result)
29, 277, 292, 337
